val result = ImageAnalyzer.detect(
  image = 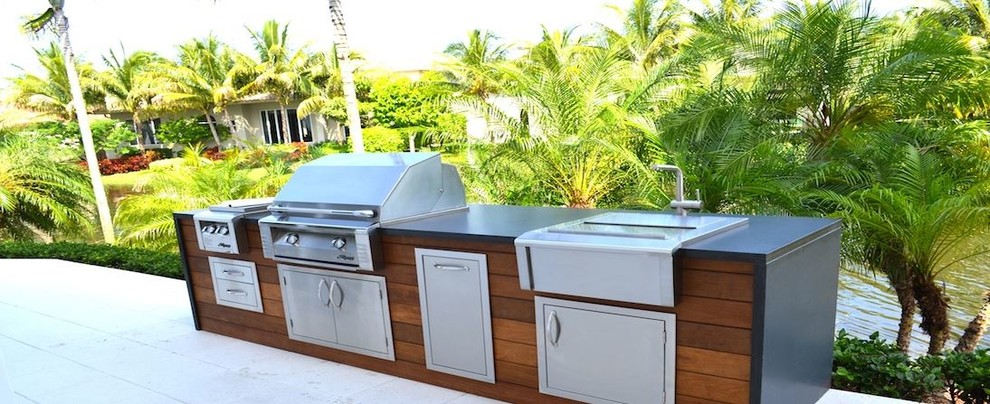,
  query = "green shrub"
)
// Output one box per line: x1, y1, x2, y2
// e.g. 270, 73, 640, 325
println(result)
0, 241, 183, 279
157, 117, 229, 145
349, 126, 405, 152
920, 350, 990, 404
832, 330, 942, 400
